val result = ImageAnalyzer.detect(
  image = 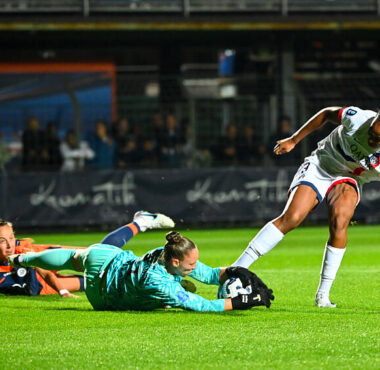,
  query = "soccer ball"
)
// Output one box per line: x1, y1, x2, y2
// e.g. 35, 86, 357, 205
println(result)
217, 277, 251, 299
